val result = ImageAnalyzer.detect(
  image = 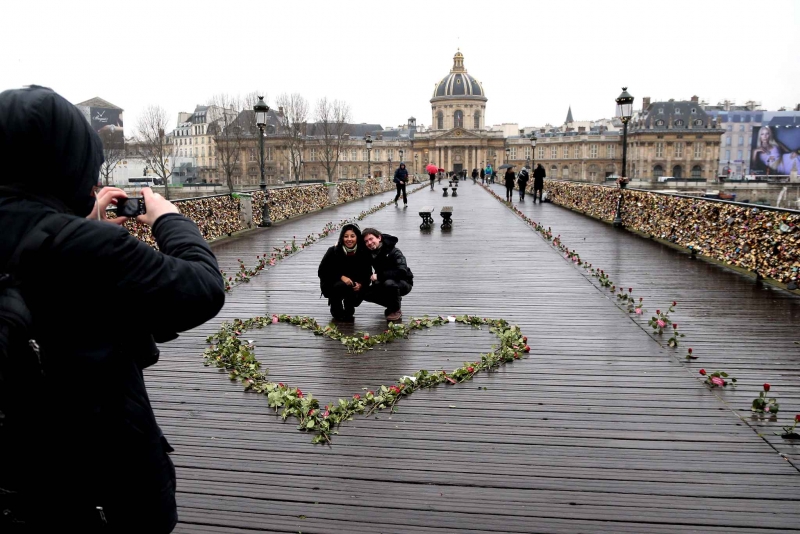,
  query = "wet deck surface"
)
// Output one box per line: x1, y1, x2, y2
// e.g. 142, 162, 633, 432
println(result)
148, 179, 800, 533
